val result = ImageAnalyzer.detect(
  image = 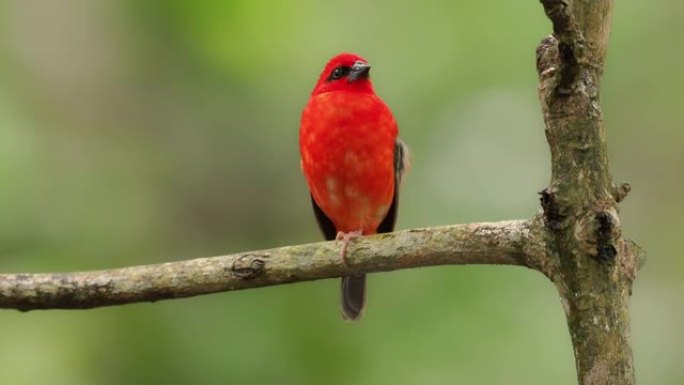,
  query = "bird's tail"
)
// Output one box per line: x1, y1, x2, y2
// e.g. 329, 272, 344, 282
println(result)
341, 274, 366, 321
